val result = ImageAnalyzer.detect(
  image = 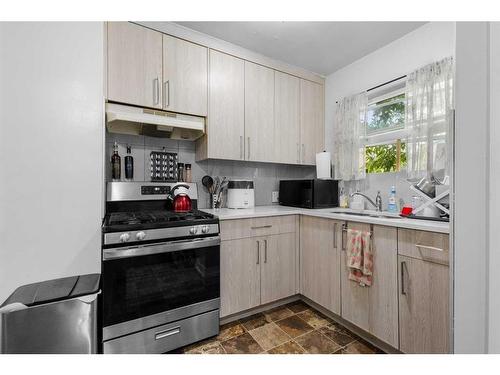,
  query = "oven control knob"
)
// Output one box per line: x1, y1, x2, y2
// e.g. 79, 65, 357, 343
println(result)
189, 227, 198, 235
201, 225, 209, 234
136, 231, 146, 241
119, 233, 131, 243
